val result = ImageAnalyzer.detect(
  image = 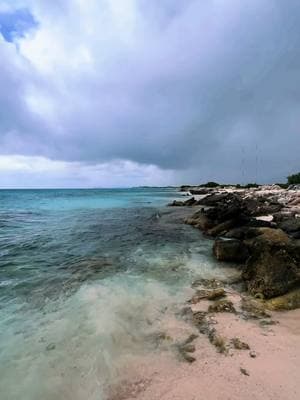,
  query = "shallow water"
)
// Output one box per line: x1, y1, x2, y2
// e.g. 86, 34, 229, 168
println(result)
0, 188, 229, 399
